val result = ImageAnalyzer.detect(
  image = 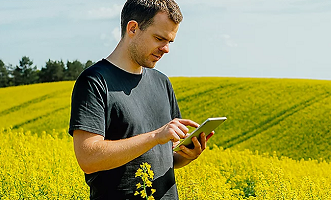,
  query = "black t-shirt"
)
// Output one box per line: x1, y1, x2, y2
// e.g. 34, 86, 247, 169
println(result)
69, 59, 181, 200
